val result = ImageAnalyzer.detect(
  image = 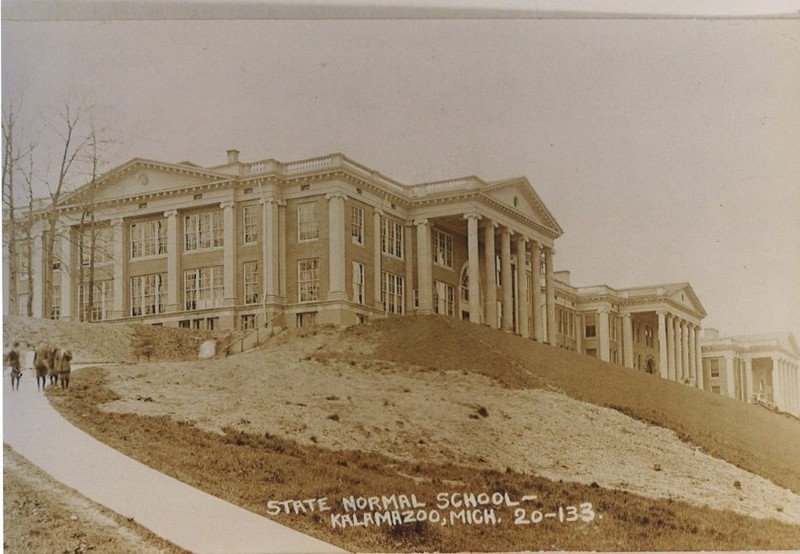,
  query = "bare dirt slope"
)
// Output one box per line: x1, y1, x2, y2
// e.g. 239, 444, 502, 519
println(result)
91, 319, 800, 527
